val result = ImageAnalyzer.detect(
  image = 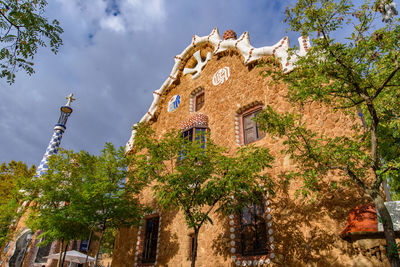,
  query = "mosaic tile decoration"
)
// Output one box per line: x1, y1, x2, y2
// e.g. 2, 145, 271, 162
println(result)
180, 113, 209, 131
183, 50, 212, 79
223, 29, 237, 40
36, 126, 65, 177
